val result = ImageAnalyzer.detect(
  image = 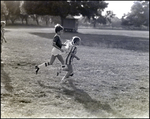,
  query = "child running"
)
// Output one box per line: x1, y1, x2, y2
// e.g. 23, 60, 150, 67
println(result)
1, 21, 7, 51
60, 36, 81, 84
1, 21, 7, 63
35, 24, 66, 74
